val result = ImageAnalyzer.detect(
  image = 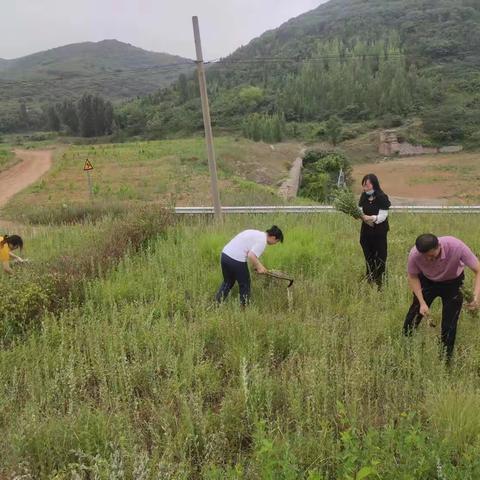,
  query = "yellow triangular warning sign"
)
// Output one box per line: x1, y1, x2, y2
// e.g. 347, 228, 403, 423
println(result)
83, 159, 94, 171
